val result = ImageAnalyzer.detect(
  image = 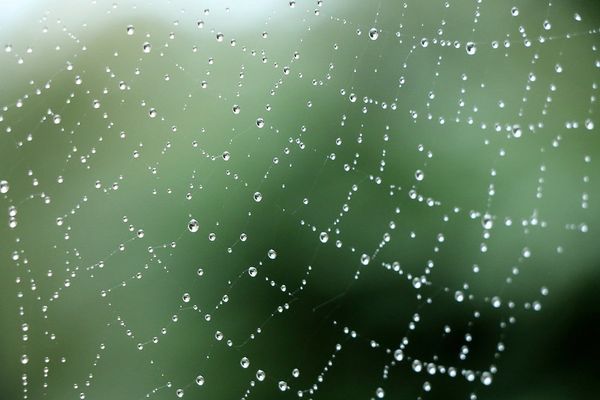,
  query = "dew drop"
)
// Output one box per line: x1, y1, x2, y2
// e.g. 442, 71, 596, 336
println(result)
481, 371, 493, 386
188, 219, 199, 233
360, 253, 370, 265
455, 291, 464, 302
465, 42, 477, 55
512, 125, 522, 138
585, 119, 594, 130
278, 381, 288, 391
369, 28, 379, 40
0, 180, 9, 194
393, 349, 404, 361
482, 214, 493, 229
319, 232, 329, 243
256, 370, 266, 381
